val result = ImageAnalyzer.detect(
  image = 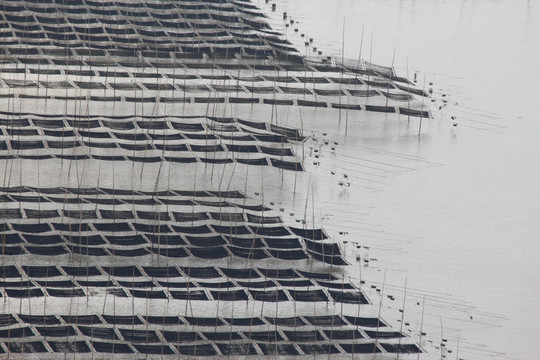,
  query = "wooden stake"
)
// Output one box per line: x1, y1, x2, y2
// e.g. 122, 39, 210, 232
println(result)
419, 74, 427, 136
372, 269, 386, 359
397, 276, 408, 359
